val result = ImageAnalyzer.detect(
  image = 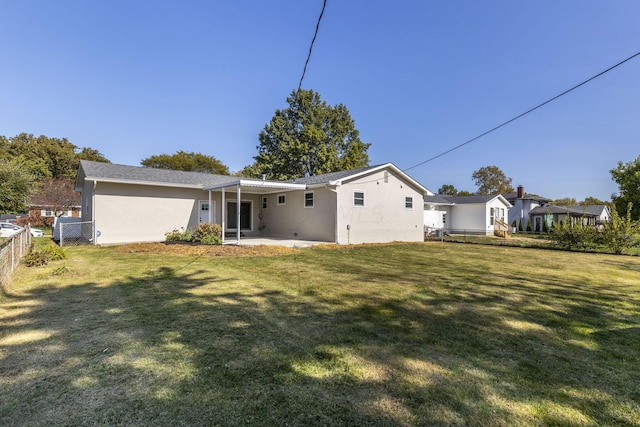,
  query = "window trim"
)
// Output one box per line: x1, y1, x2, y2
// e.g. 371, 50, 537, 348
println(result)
262, 196, 268, 210
277, 194, 286, 206
353, 190, 365, 207
304, 191, 314, 208
405, 196, 414, 209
